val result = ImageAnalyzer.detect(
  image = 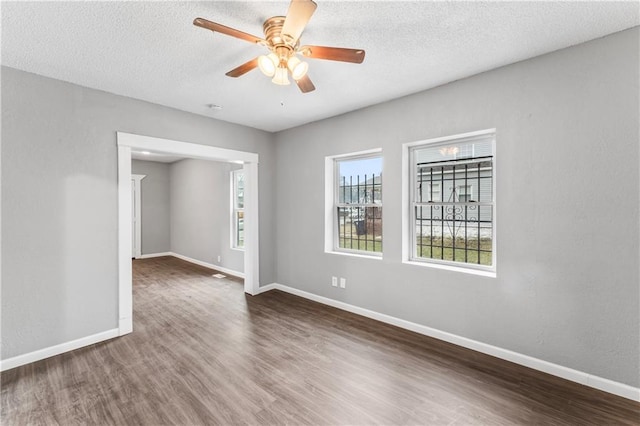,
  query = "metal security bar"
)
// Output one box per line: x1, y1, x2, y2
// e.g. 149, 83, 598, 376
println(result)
413, 156, 493, 266
336, 173, 382, 253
